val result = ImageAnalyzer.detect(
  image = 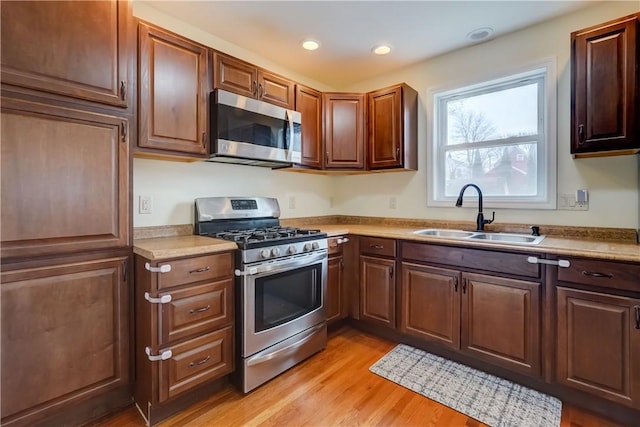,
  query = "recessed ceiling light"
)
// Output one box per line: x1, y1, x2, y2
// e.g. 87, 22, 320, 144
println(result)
302, 39, 320, 51
372, 45, 391, 55
466, 27, 494, 42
